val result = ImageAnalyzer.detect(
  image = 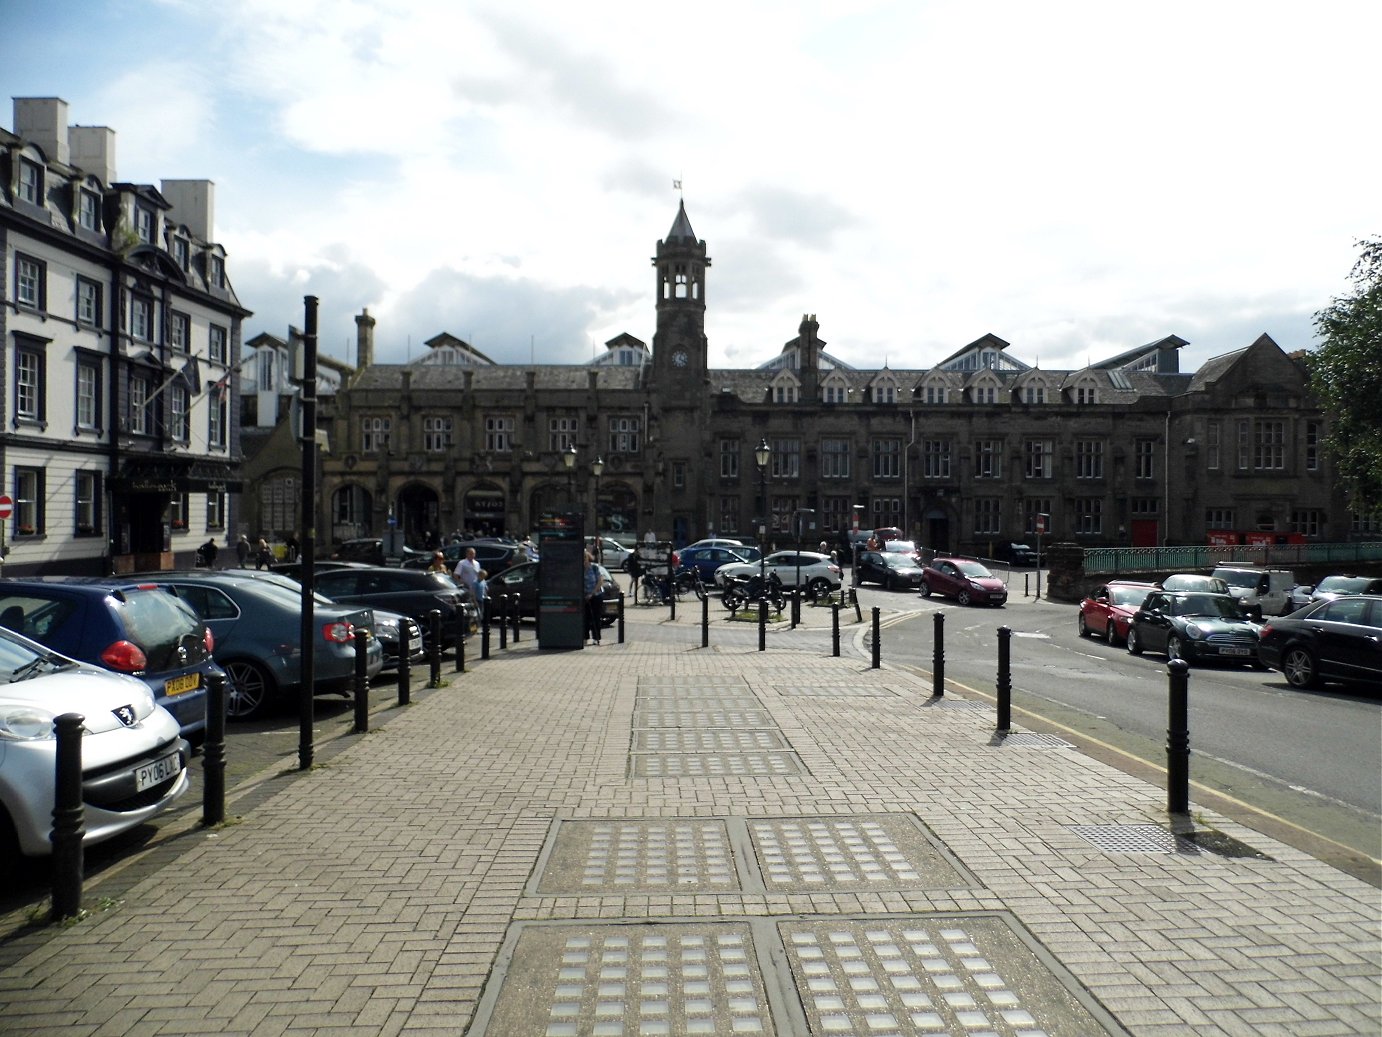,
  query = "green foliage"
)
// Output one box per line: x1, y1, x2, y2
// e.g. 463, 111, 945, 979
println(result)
1309, 238, 1382, 516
